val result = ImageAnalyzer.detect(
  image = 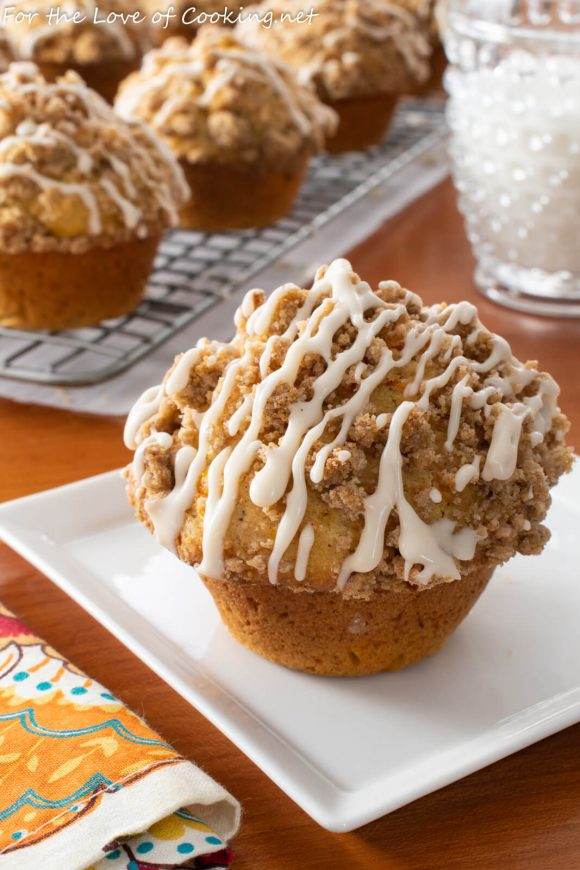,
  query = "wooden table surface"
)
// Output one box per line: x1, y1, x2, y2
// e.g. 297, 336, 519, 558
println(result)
0, 179, 579, 869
